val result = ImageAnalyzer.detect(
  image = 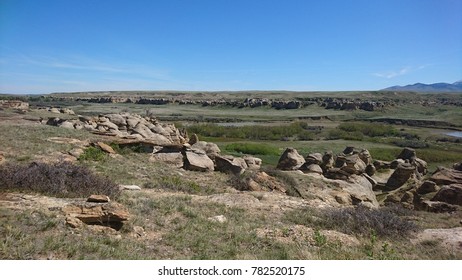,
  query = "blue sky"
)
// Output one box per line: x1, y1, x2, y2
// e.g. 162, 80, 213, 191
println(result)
1, 0, 461, 94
